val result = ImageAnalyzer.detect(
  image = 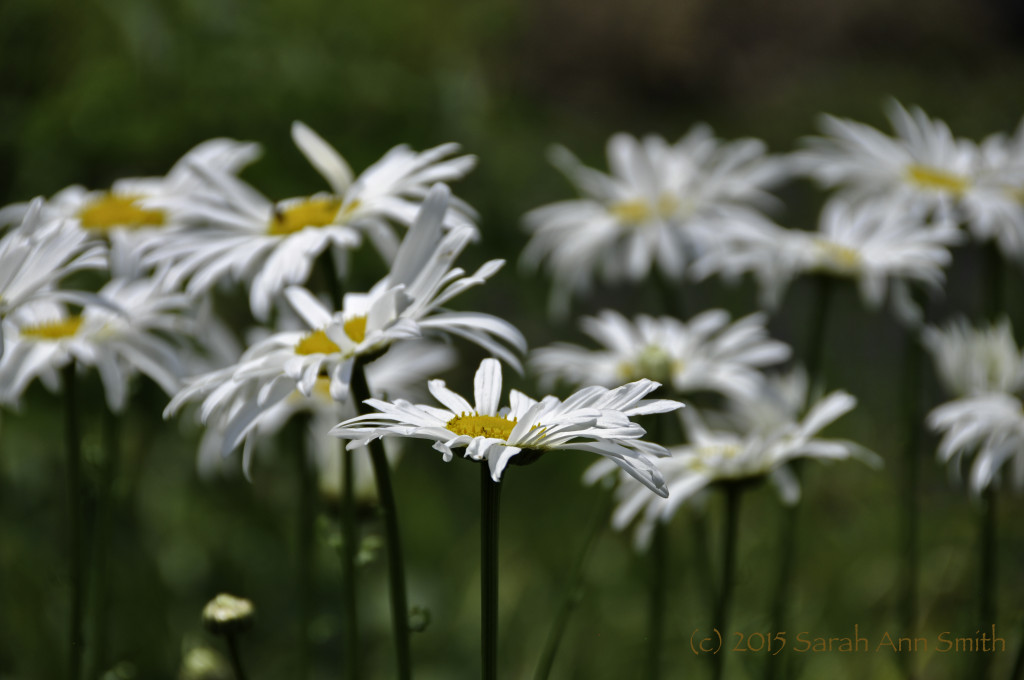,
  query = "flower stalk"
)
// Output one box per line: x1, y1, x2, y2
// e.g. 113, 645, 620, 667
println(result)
712, 483, 742, 680
481, 462, 502, 680
63, 362, 85, 680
